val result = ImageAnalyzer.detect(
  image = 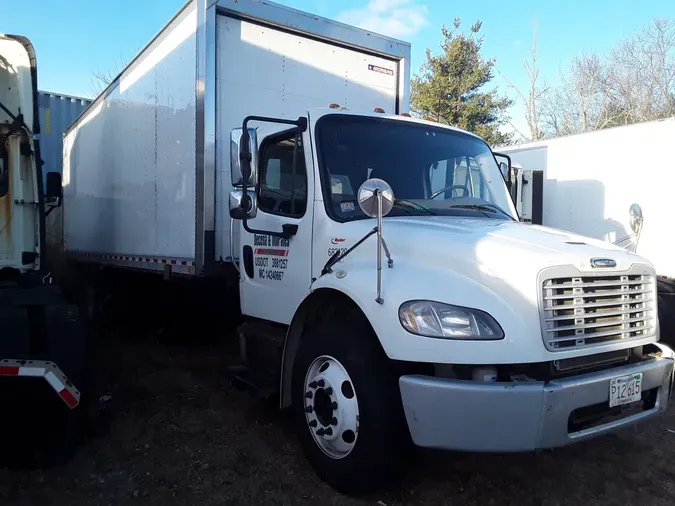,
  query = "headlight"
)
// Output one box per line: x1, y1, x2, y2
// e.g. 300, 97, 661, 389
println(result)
398, 300, 504, 340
